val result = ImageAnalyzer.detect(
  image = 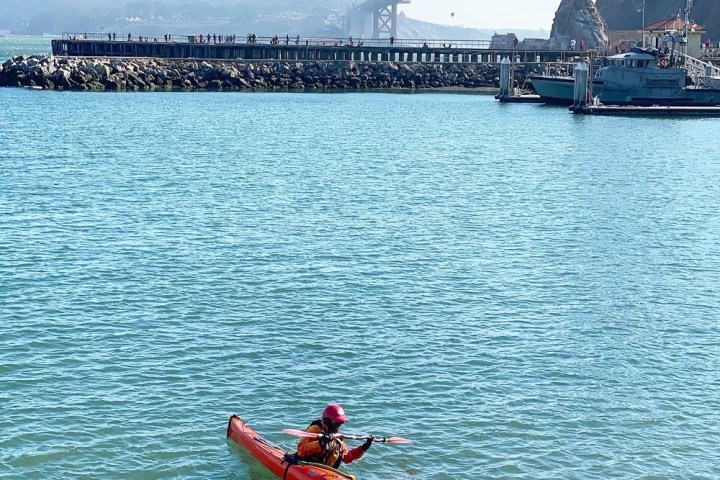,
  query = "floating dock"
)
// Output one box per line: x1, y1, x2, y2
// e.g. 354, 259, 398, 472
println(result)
494, 57, 544, 103
496, 94, 543, 103
572, 104, 720, 116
